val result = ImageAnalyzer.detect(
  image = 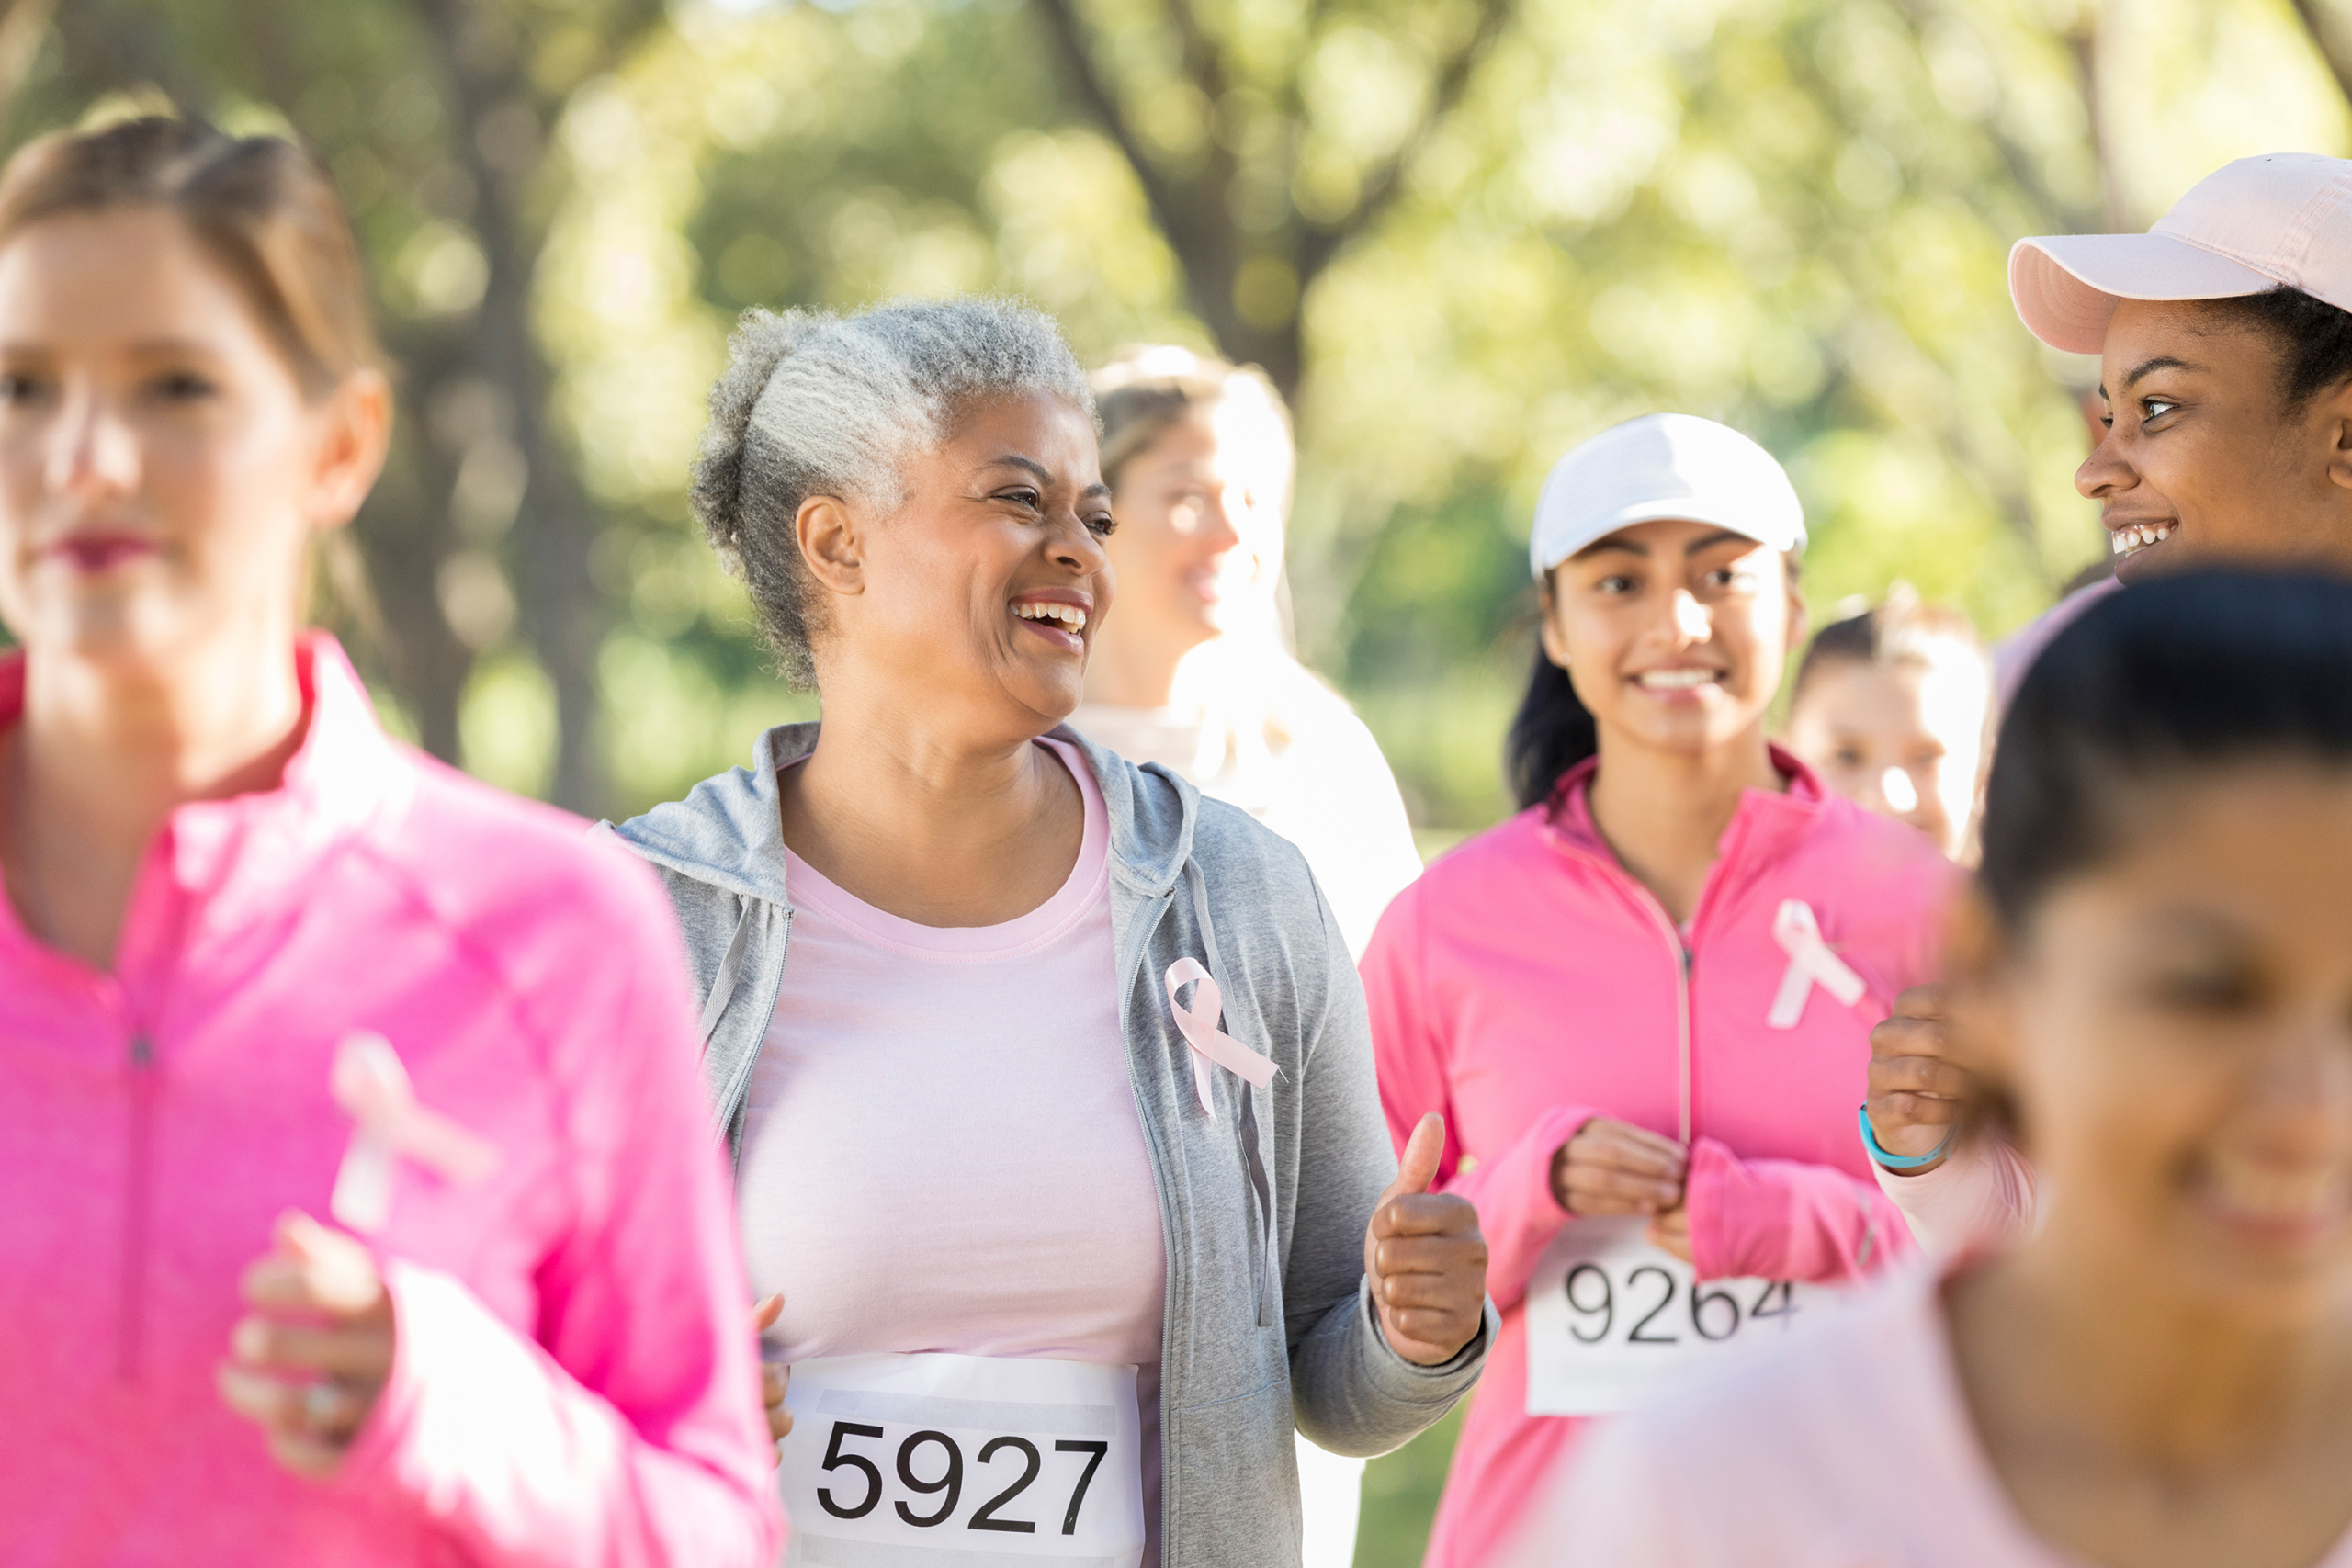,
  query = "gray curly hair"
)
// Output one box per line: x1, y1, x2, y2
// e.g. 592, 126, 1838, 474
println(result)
690, 297, 1096, 687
